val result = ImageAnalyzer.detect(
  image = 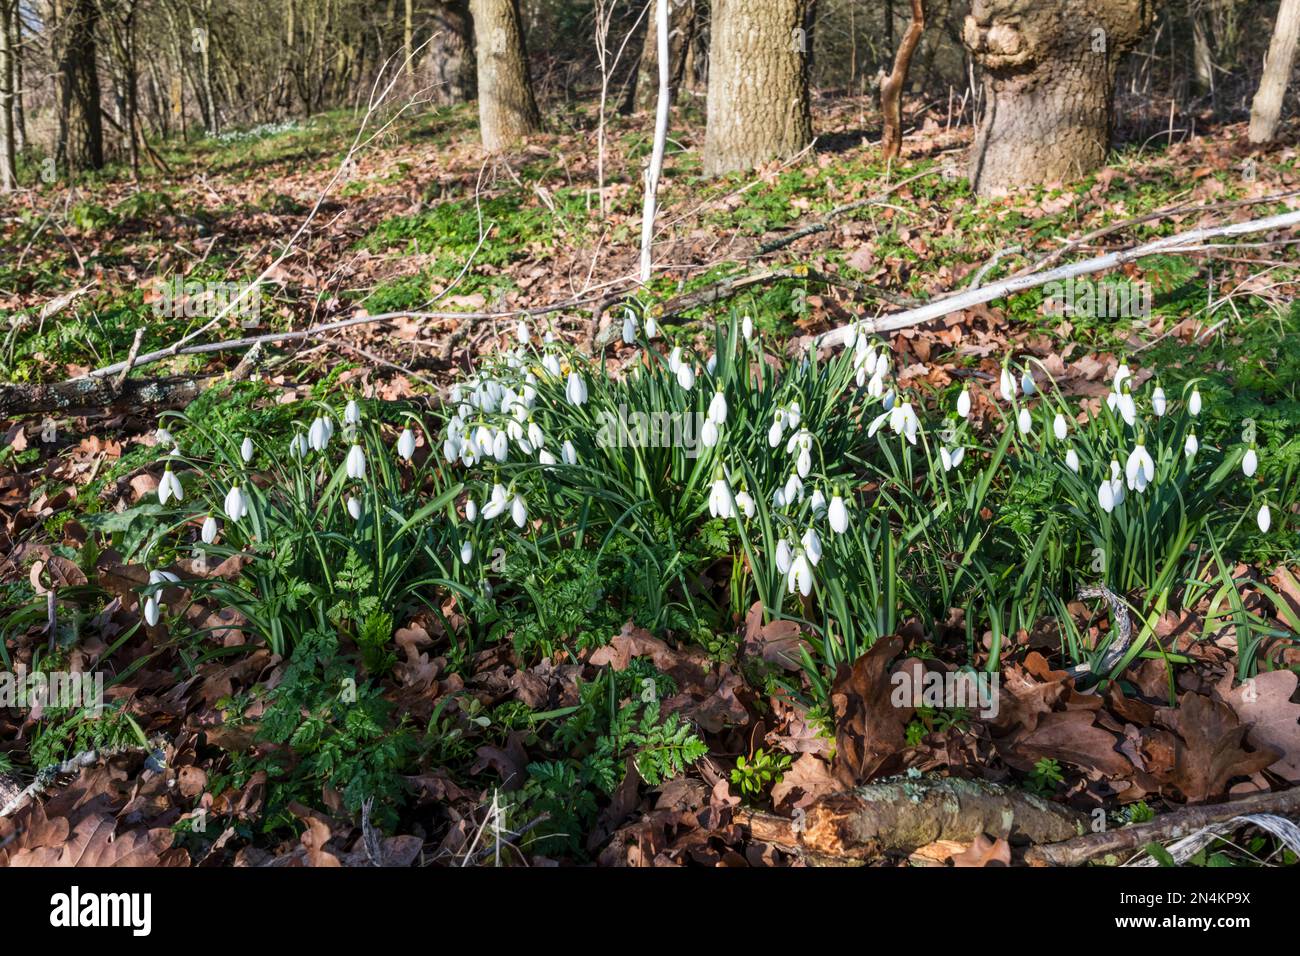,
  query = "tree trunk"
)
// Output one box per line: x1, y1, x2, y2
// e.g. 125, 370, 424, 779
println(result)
10, 0, 23, 152
424, 0, 476, 105
470, 0, 540, 150
626, 0, 695, 114
1248, 0, 1300, 145
0, 0, 16, 190
703, 0, 812, 176
52, 0, 104, 173
880, 0, 925, 162
963, 0, 1154, 197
